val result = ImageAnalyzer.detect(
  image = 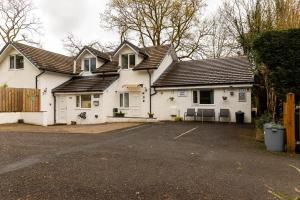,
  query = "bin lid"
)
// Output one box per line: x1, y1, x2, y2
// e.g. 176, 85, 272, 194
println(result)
264, 123, 284, 130
235, 111, 244, 114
